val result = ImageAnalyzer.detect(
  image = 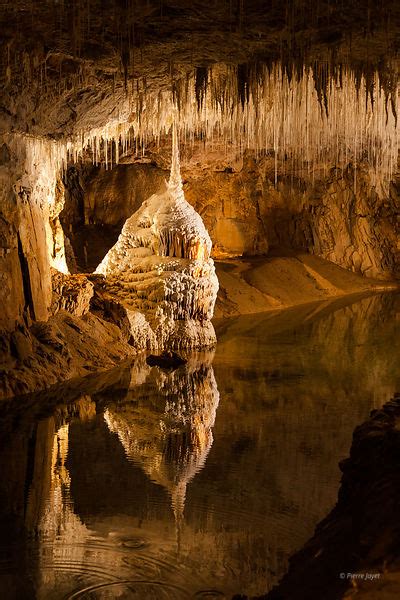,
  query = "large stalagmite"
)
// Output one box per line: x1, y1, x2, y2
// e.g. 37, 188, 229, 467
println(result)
95, 125, 219, 350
